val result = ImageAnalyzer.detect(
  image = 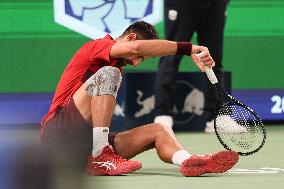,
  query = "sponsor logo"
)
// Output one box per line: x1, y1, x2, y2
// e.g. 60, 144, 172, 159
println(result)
54, 0, 163, 39
93, 161, 116, 171
114, 103, 125, 117
103, 129, 109, 132
168, 10, 178, 21
134, 90, 155, 118
134, 80, 205, 124
173, 80, 204, 124
182, 88, 204, 116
